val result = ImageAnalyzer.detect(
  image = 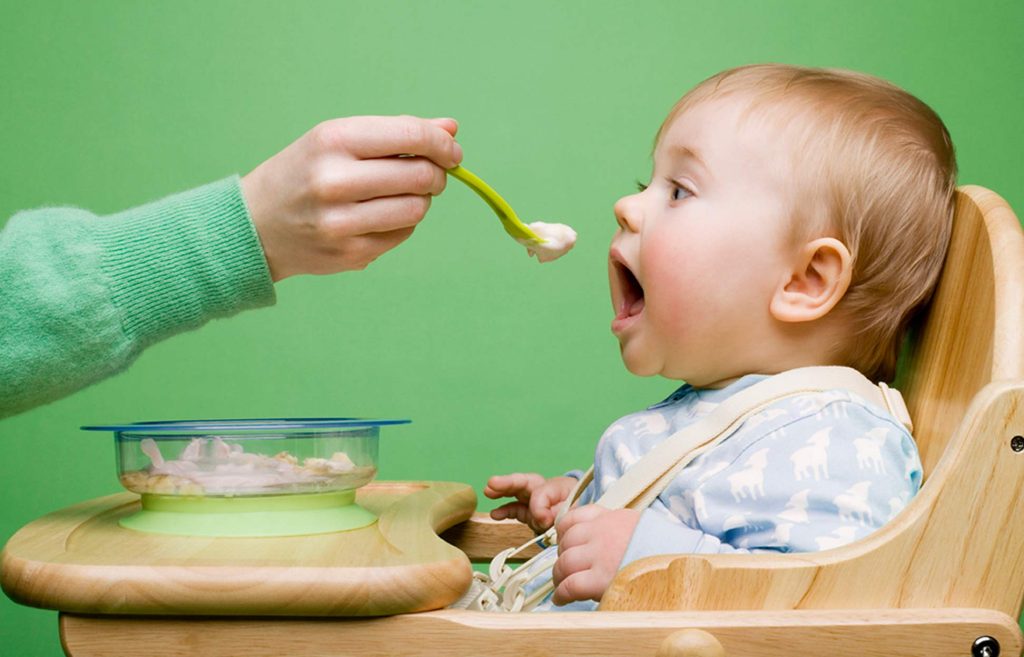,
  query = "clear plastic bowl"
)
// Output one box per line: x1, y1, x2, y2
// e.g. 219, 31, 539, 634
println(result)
81, 418, 410, 537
